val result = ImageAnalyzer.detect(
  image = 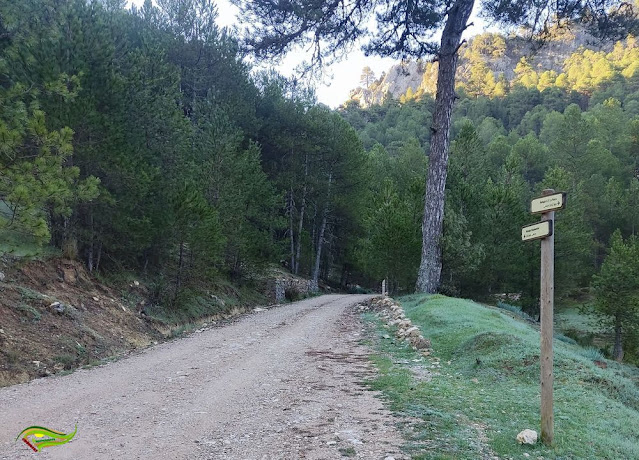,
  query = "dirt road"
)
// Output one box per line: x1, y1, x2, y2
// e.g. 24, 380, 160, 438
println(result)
0, 294, 405, 459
